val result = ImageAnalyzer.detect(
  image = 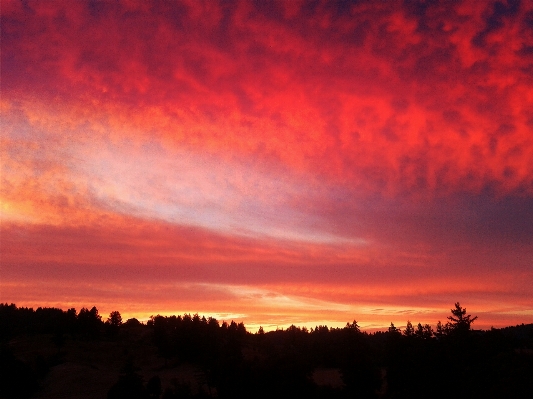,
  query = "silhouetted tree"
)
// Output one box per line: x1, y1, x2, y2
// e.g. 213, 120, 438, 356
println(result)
415, 323, 433, 339
105, 311, 123, 338
5, 302, 533, 398
124, 318, 142, 327
435, 320, 446, 338
313, 325, 330, 335
207, 316, 219, 329
108, 311, 123, 327
404, 321, 414, 337
388, 322, 401, 335
446, 302, 477, 334
65, 307, 77, 334
77, 306, 102, 338
345, 320, 360, 333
